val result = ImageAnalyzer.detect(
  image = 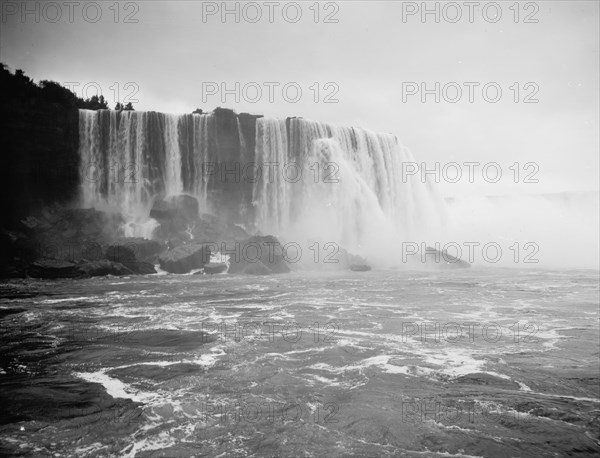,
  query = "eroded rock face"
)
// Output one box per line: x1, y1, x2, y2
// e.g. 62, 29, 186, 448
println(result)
158, 243, 212, 274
